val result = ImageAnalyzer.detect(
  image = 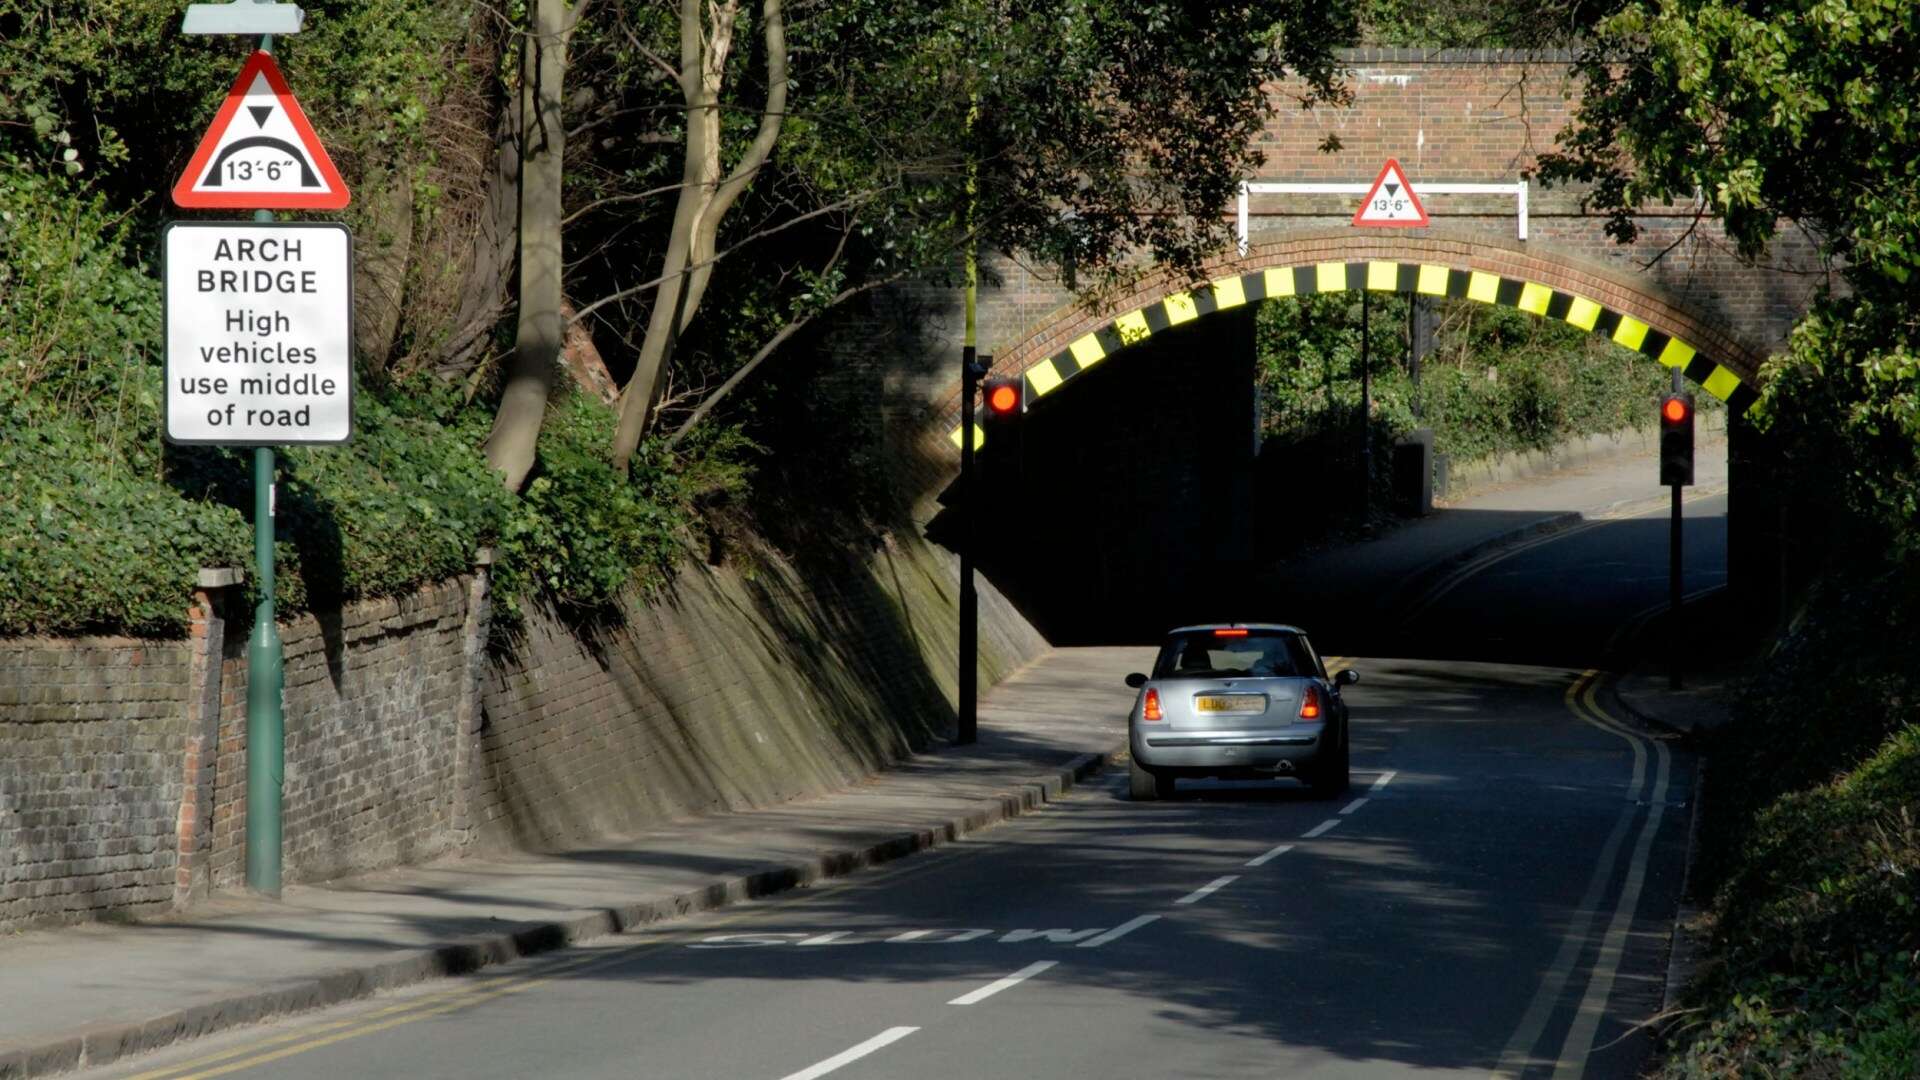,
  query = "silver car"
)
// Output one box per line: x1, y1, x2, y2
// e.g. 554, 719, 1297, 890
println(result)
1124, 623, 1358, 801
